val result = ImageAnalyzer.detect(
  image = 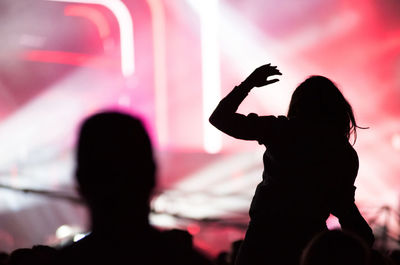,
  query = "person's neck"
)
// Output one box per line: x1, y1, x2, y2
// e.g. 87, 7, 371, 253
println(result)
90, 209, 151, 235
